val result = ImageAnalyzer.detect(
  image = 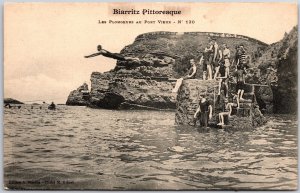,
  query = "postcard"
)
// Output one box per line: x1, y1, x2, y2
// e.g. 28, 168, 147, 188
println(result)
4, 2, 298, 190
